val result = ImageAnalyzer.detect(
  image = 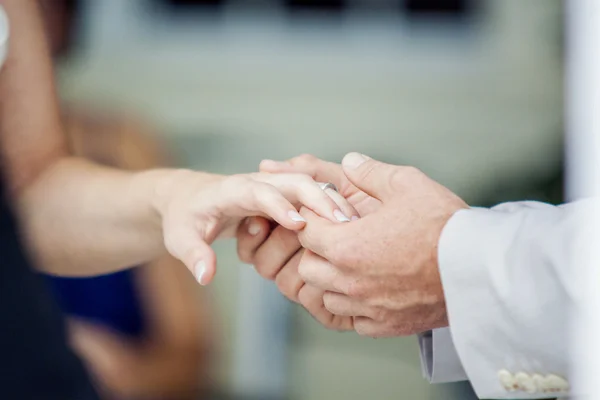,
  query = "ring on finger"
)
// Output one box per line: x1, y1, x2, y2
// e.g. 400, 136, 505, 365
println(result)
317, 182, 338, 192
